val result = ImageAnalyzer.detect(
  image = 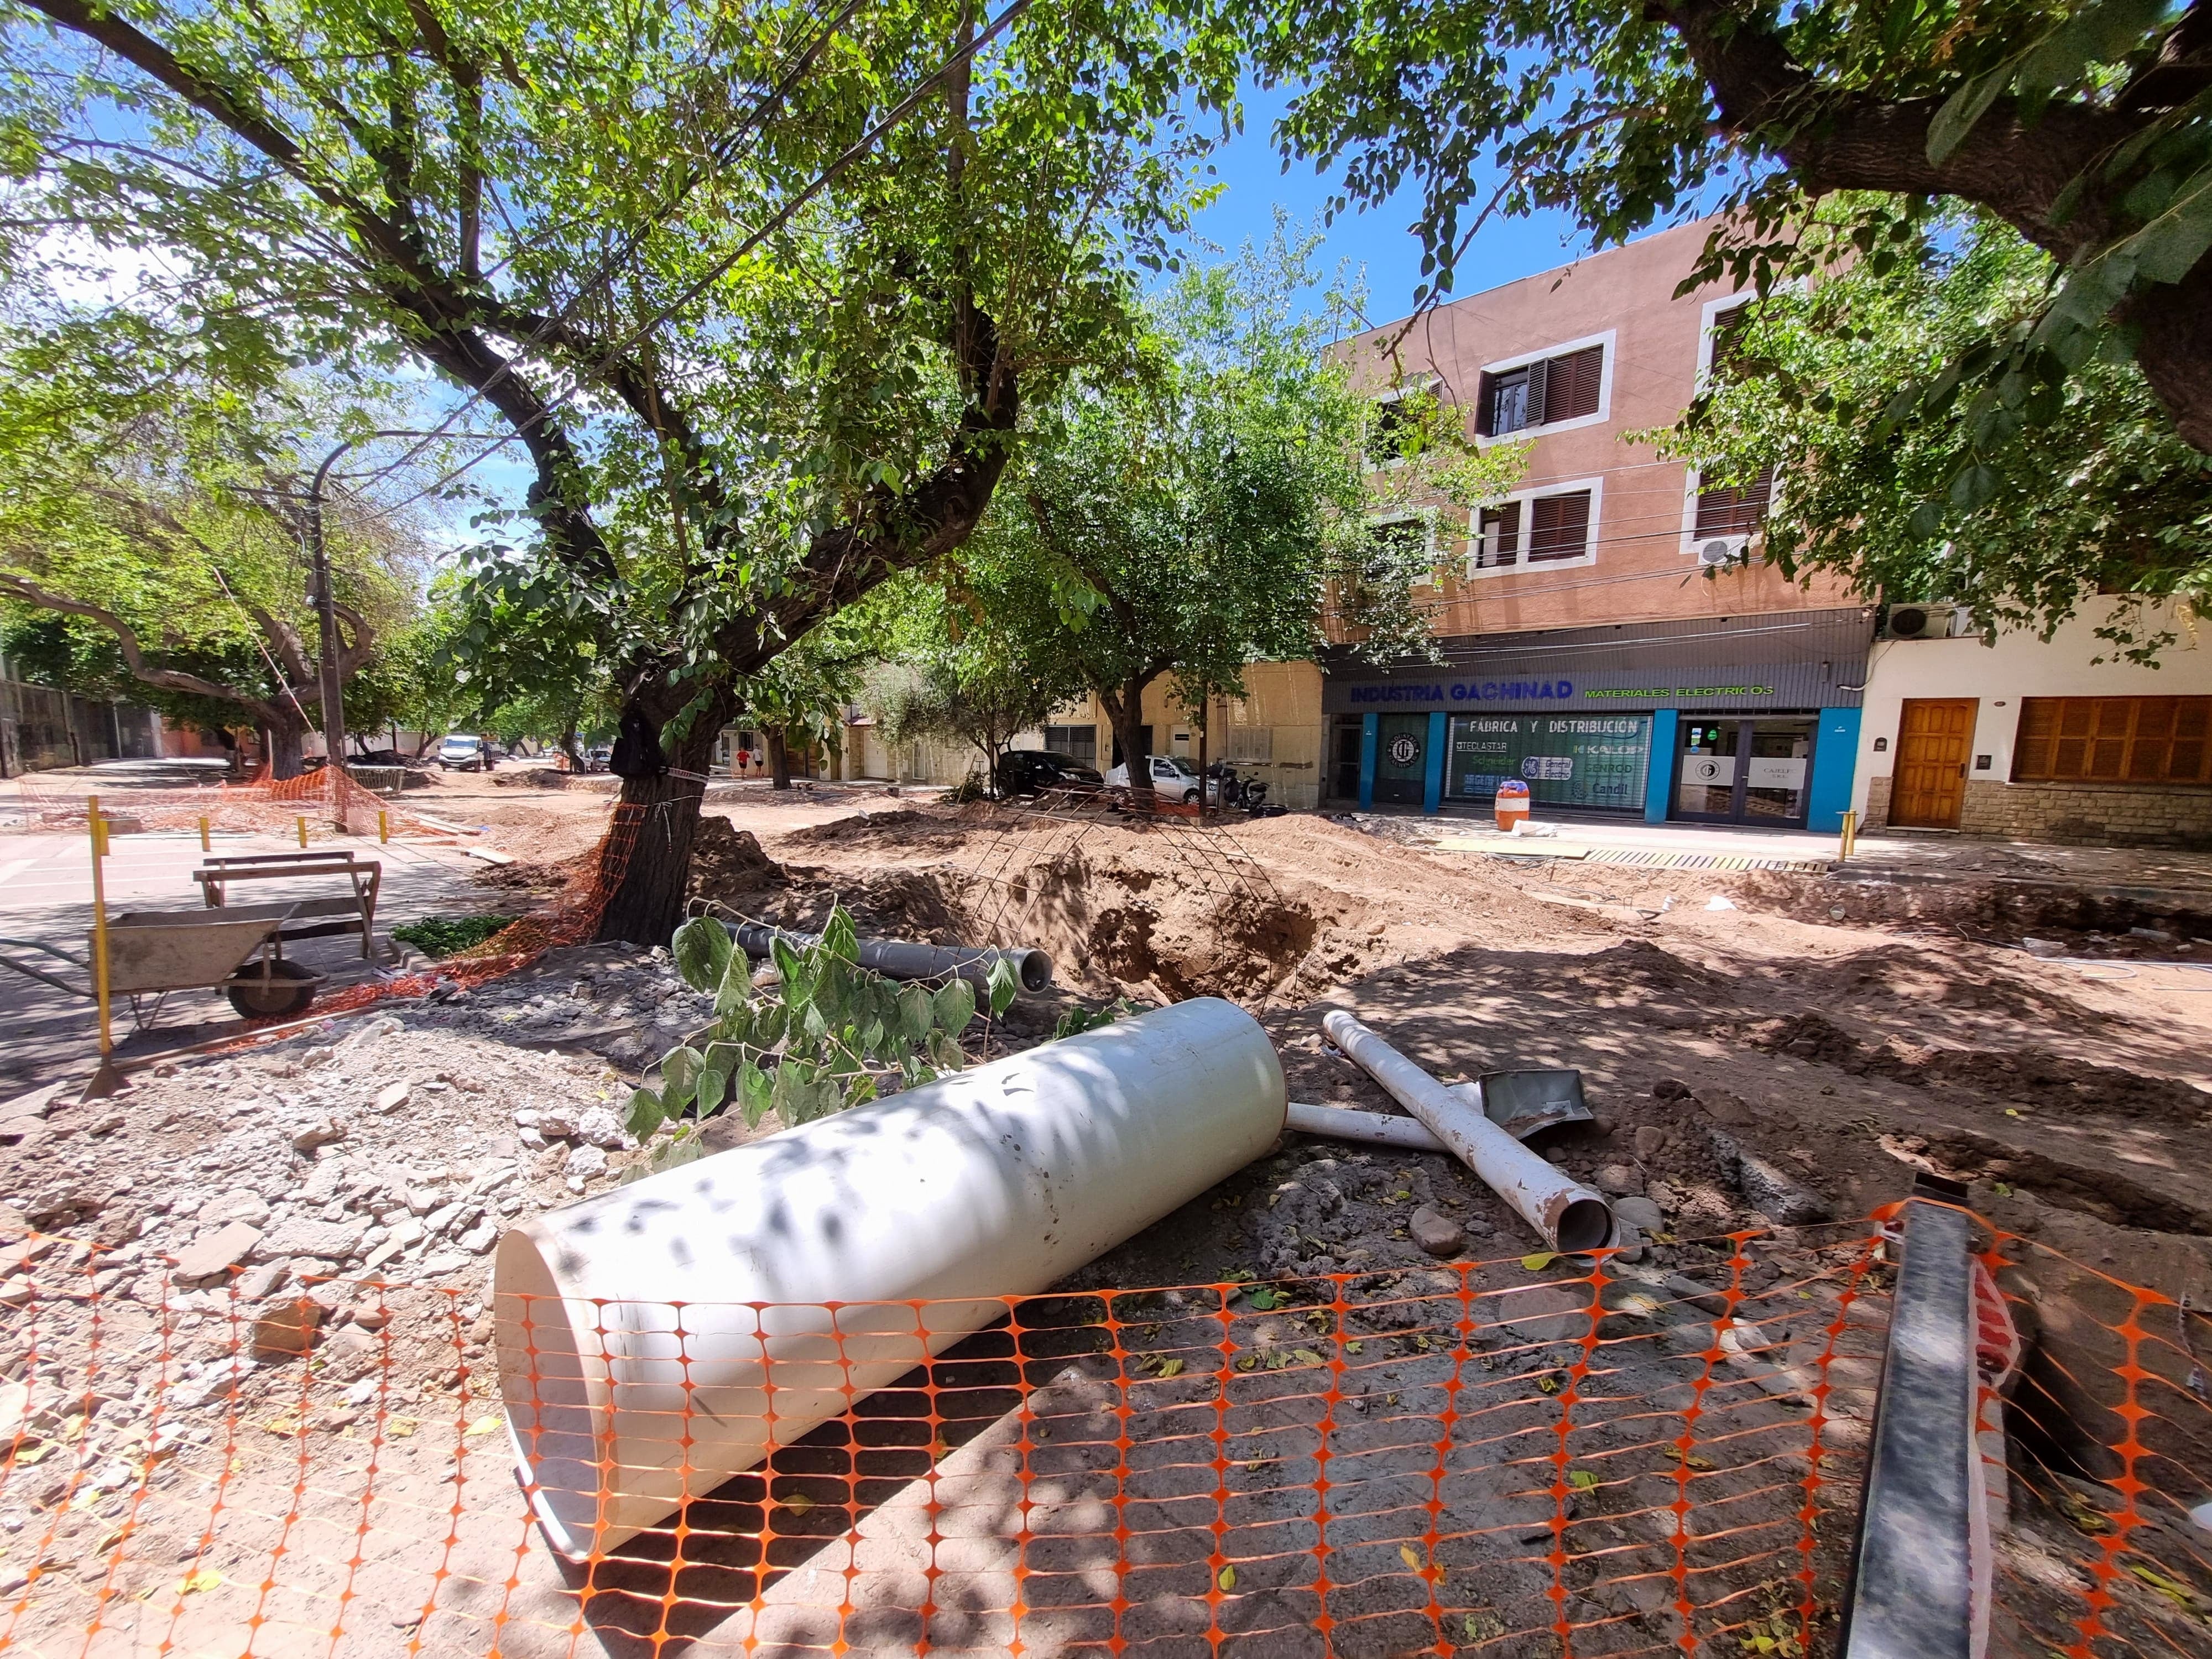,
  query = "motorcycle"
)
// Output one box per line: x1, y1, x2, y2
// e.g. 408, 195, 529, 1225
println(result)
1204, 762, 1277, 816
